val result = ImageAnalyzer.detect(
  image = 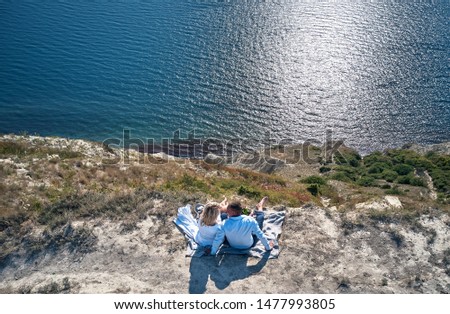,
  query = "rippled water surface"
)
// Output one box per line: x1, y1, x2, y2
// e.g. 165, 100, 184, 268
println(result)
0, 1, 448, 152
